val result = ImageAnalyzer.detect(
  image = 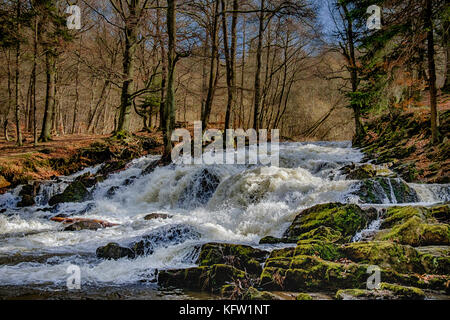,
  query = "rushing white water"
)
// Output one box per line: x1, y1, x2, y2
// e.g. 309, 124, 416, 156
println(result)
0, 141, 448, 289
